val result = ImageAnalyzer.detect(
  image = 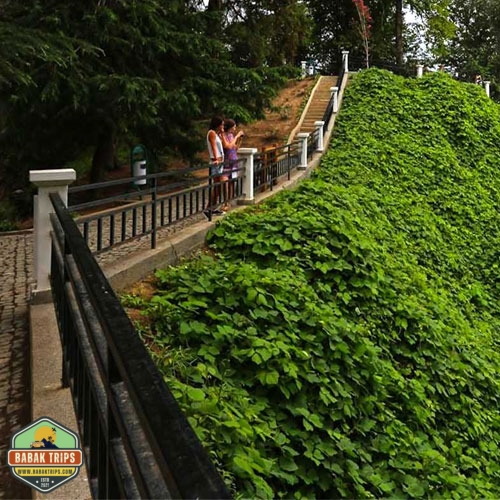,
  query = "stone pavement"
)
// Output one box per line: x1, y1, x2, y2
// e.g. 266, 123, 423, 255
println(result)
0, 231, 35, 500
